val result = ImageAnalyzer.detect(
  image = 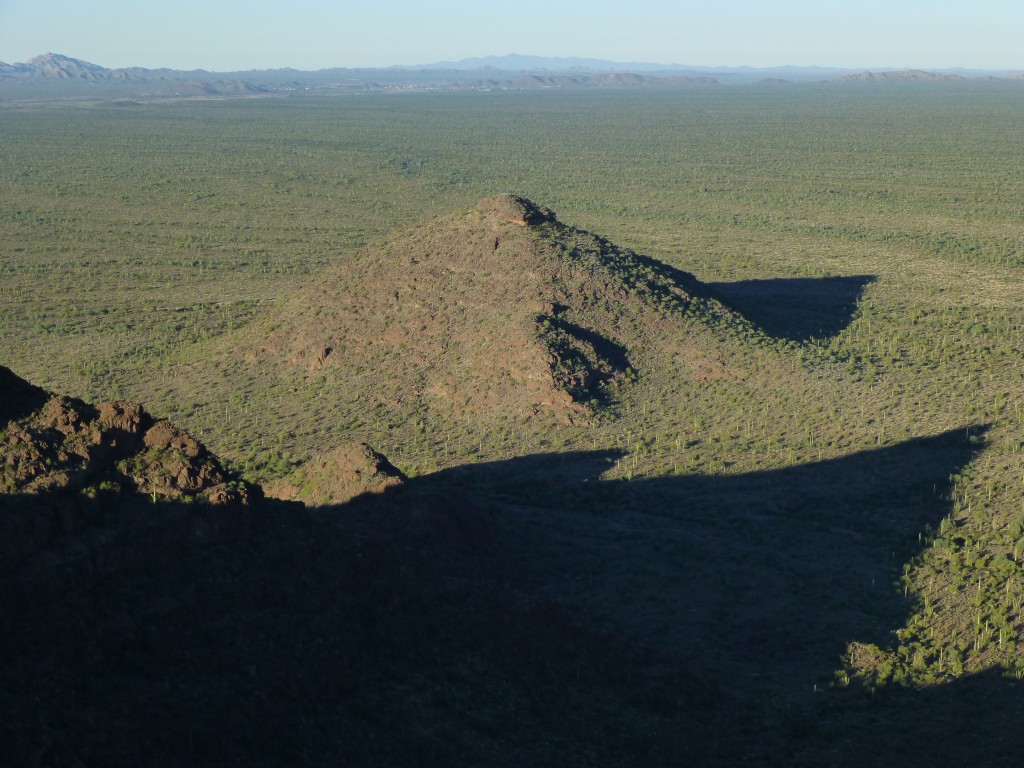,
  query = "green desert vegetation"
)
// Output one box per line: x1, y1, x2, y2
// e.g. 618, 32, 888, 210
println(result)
4, 82, 1024, 762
